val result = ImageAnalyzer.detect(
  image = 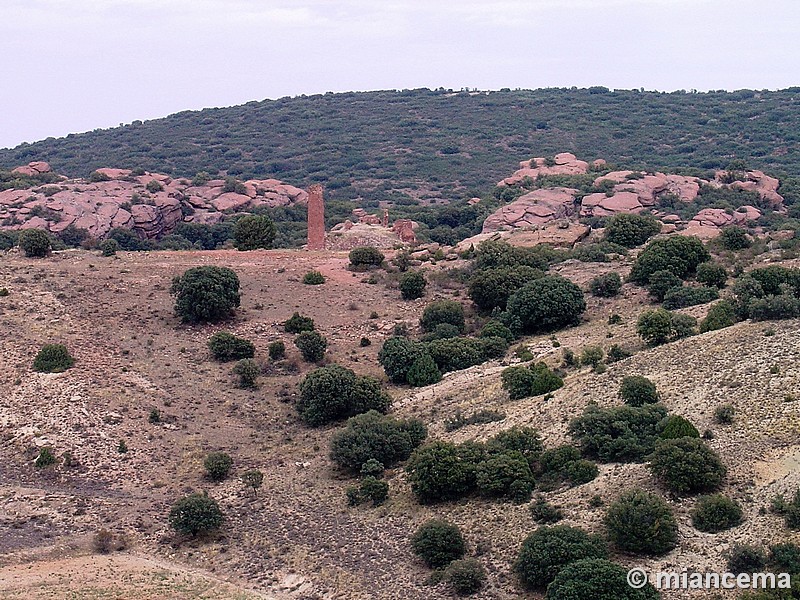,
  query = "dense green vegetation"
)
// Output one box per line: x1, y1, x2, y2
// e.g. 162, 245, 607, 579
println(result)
5, 88, 800, 205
